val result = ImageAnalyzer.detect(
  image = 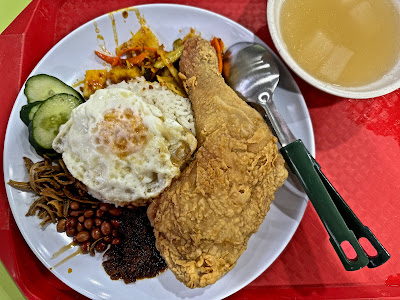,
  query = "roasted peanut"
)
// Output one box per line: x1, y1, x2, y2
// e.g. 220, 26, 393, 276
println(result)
110, 219, 120, 229
80, 241, 90, 254
84, 218, 94, 230
99, 203, 111, 211
70, 201, 80, 210
66, 227, 76, 237
76, 222, 84, 232
95, 241, 107, 252
76, 231, 90, 243
96, 209, 104, 218
69, 210, 82, 217
91, 228, 102, 240
56, 218, 67, 232
101, 221, 112, 236
84, 209, 94, 218
94, 218, 102, 227
109, 207, 122, 217
111, 238, 122, 245
66, 217, 77, 230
